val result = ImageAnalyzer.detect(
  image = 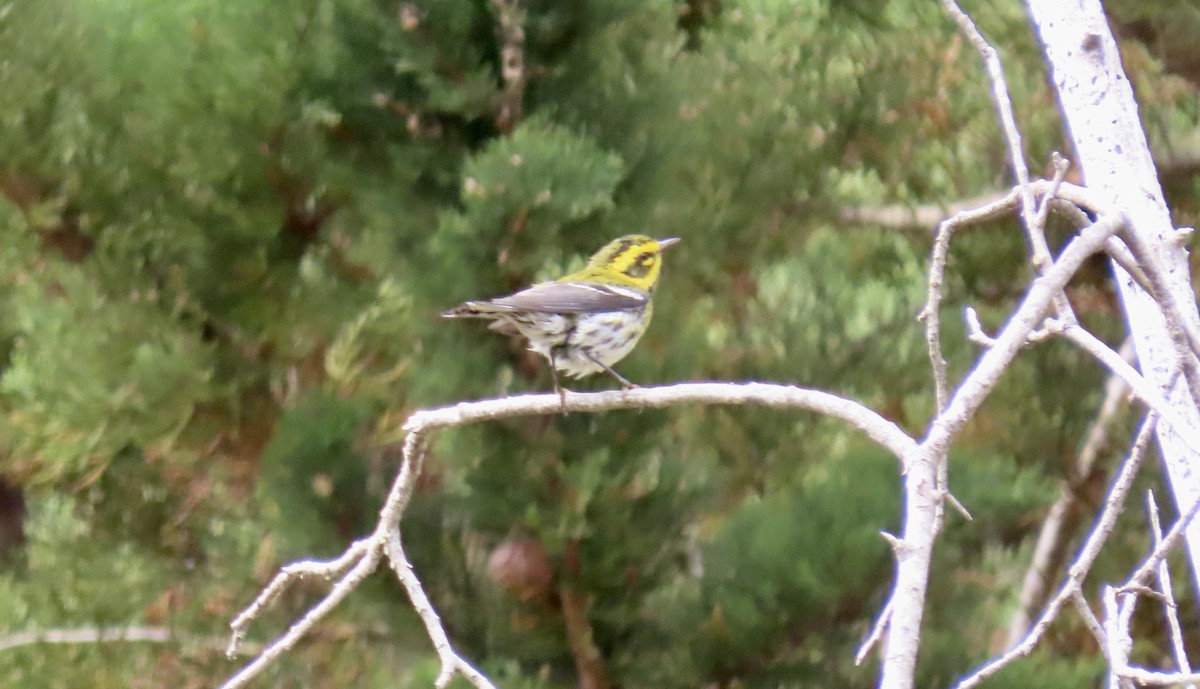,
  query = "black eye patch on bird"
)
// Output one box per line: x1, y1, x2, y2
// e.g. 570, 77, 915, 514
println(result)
625, 252, 655, 278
